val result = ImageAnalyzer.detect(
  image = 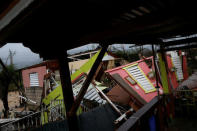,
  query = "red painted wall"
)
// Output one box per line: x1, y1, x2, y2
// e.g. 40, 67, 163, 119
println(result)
166, 55, 179, 89
182, 55, 189, 80
106, 58, 163, 103
22, 66, 47, 88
